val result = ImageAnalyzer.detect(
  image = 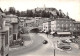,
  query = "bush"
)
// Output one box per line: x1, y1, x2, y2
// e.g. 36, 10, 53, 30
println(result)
9, 39, 24, 47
